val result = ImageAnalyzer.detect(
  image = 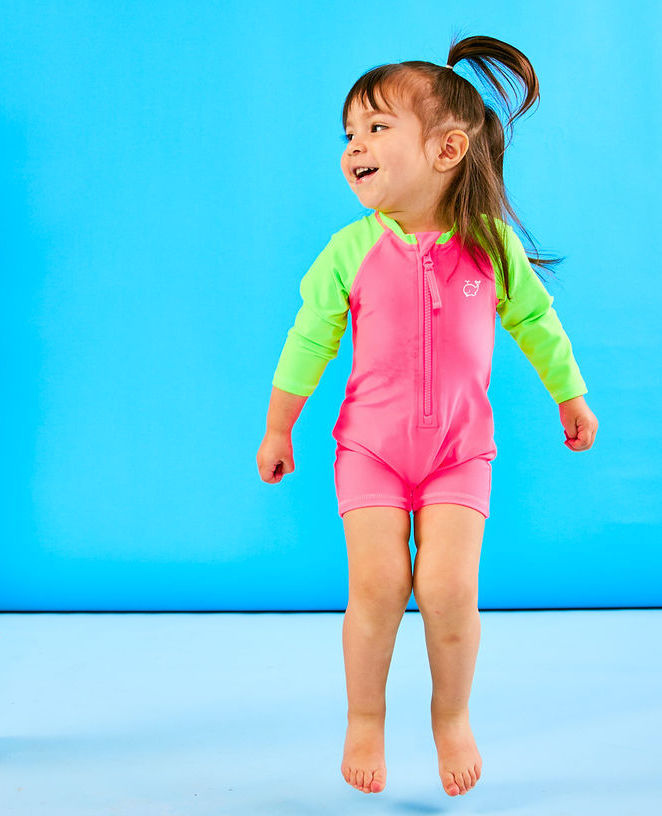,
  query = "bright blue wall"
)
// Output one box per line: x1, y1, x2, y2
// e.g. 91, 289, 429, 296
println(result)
1, 1, 659, 609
